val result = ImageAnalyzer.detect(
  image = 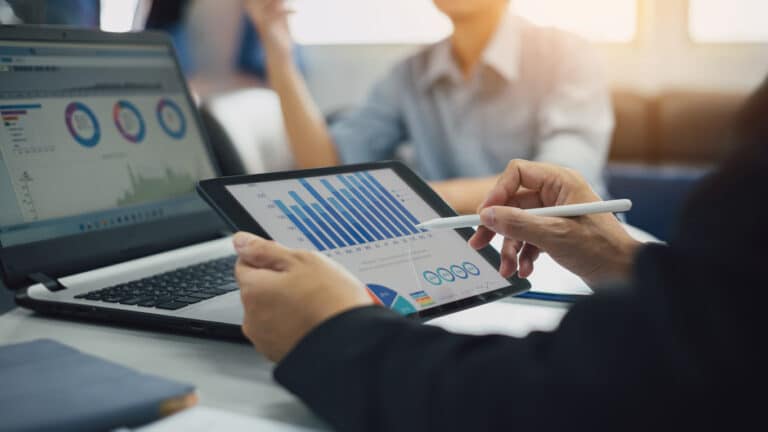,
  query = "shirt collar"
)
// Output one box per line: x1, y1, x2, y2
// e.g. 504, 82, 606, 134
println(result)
420, 12, 521, 90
